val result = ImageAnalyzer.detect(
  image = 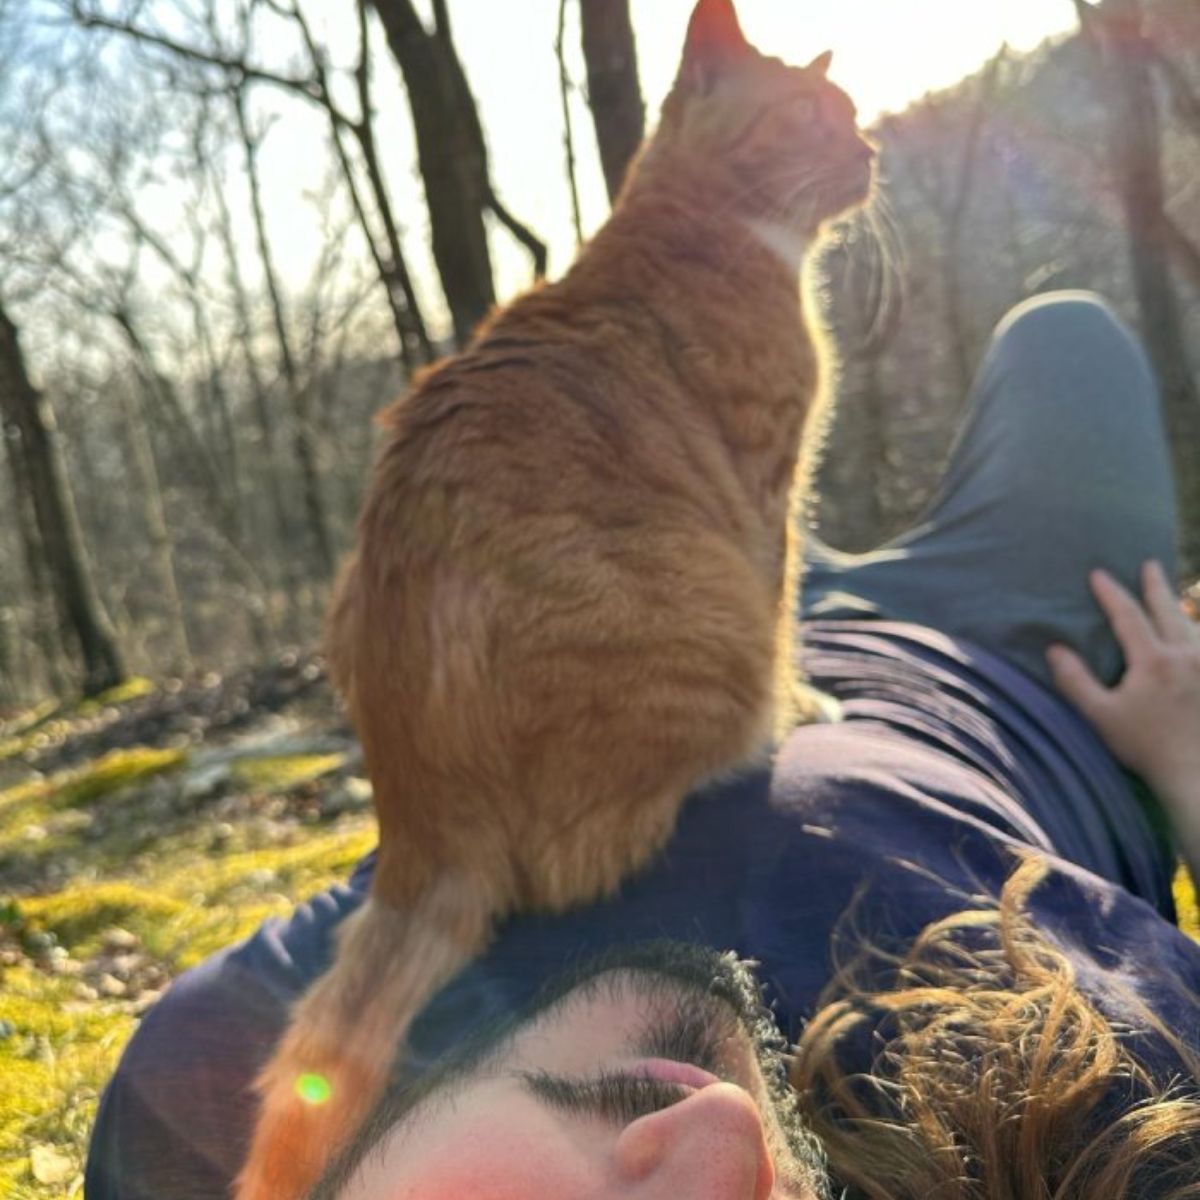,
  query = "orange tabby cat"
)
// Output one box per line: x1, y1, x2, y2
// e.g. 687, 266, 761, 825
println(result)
236, 2, 874, 1195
